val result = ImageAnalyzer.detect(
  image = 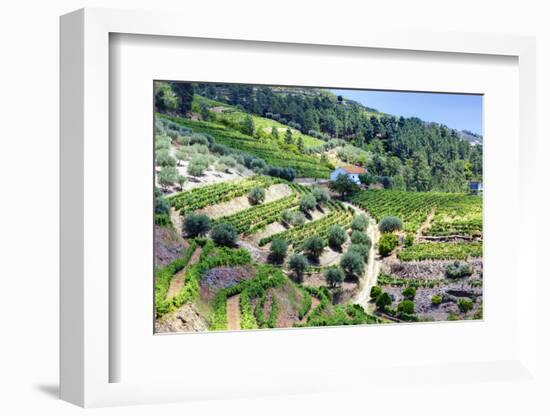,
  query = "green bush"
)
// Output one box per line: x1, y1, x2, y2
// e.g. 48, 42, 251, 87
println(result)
404, 233, 414, 247
375, 292, 392, 311
248, 187, 266, 205
370, 285, 382, 299
289, 254, 308, 283
299, 194, 317, 213
269, 238, 288, 264
397, 300, 415, 315
156, 149, 177, 167
158, 166, 178, 190
210, 222, 238, 247
340, 250, 364, 277
351, 230, 371, 246
187, 156, 208, 176
155, 213, 171, 226
378, 216, 403, 233
303, 236, 325, 259
378, 233, 398, 257
324, 266, 345, 287
458, 298, 474, 313
348, 244, 369, 262
183, 213, 211, 237
311, 186, 330, 206
327, 225, 347, 250
351, 214, 369, 231
431, 294, 443, 305
445, 261, 473, 279
402, 286, 416, 300
290, 211, 306, 226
